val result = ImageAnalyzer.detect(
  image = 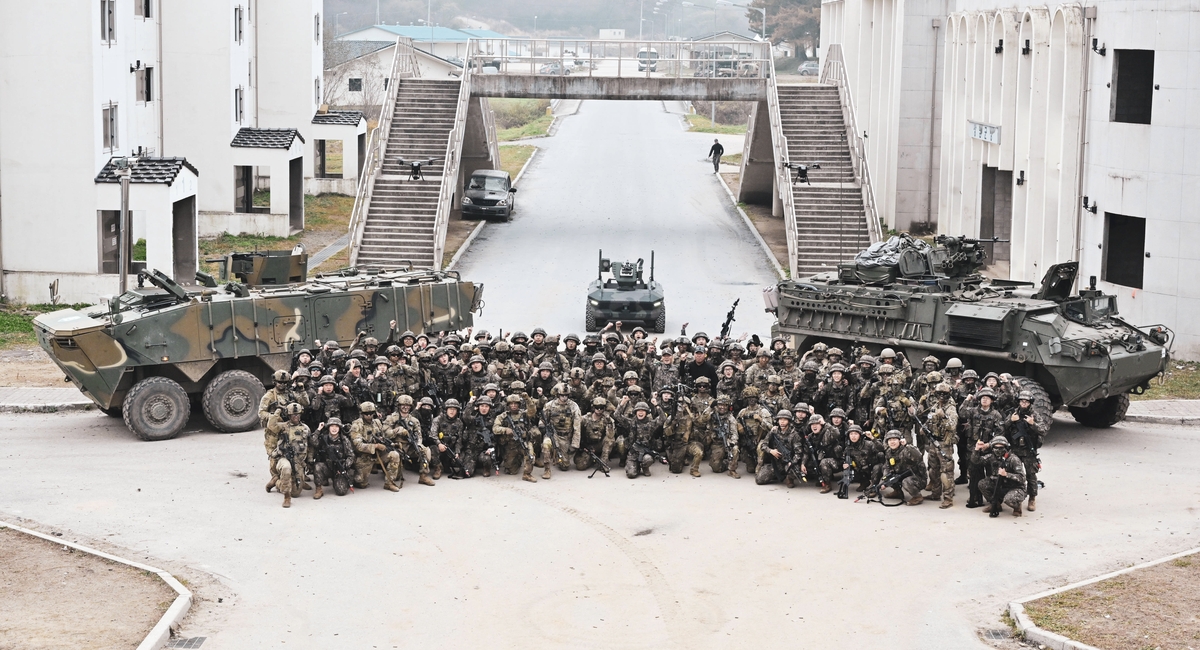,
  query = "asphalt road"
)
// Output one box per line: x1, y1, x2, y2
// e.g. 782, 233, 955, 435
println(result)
456, 100, 779, 340
0, 411, 1196, 648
